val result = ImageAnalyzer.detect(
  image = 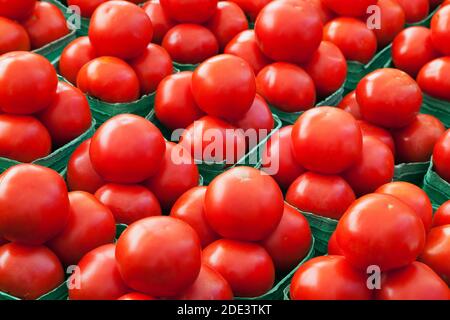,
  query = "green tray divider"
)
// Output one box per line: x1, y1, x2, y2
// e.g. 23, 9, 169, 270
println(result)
421, 93, 450, 129
393, 161, 430, 187
0, 280, 68, 301
173, 62, 198, 72
423, 160, 450, 208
